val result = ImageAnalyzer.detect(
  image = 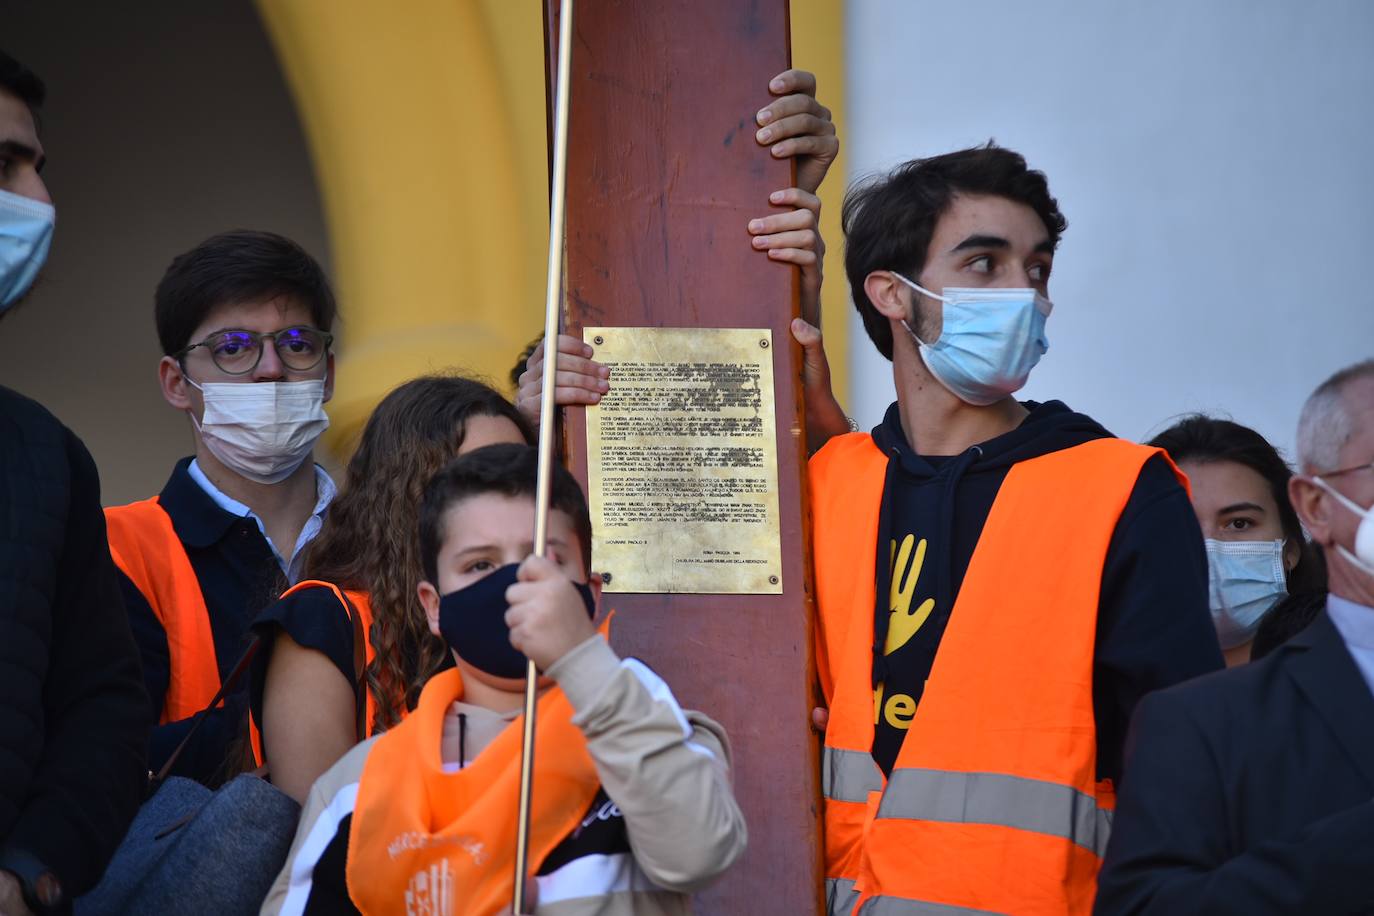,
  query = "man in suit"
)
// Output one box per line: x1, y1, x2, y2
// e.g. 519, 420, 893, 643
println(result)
0, 49, 148, 915
1095, 358, 1374, 915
